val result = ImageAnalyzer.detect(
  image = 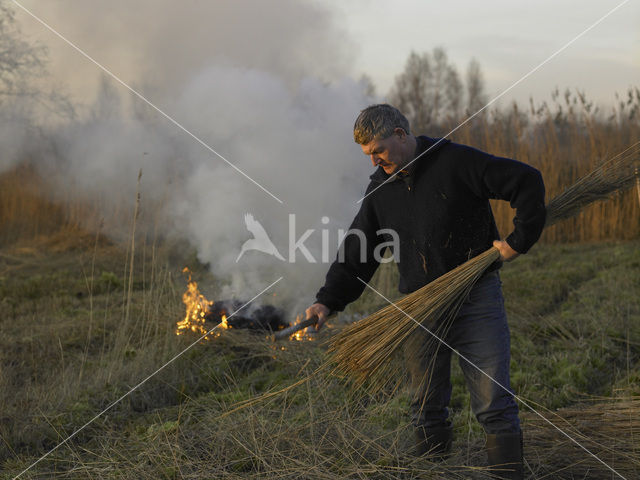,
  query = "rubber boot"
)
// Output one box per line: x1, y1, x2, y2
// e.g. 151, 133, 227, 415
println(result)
485, 431, 524, 479
414, 422, 453, 460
